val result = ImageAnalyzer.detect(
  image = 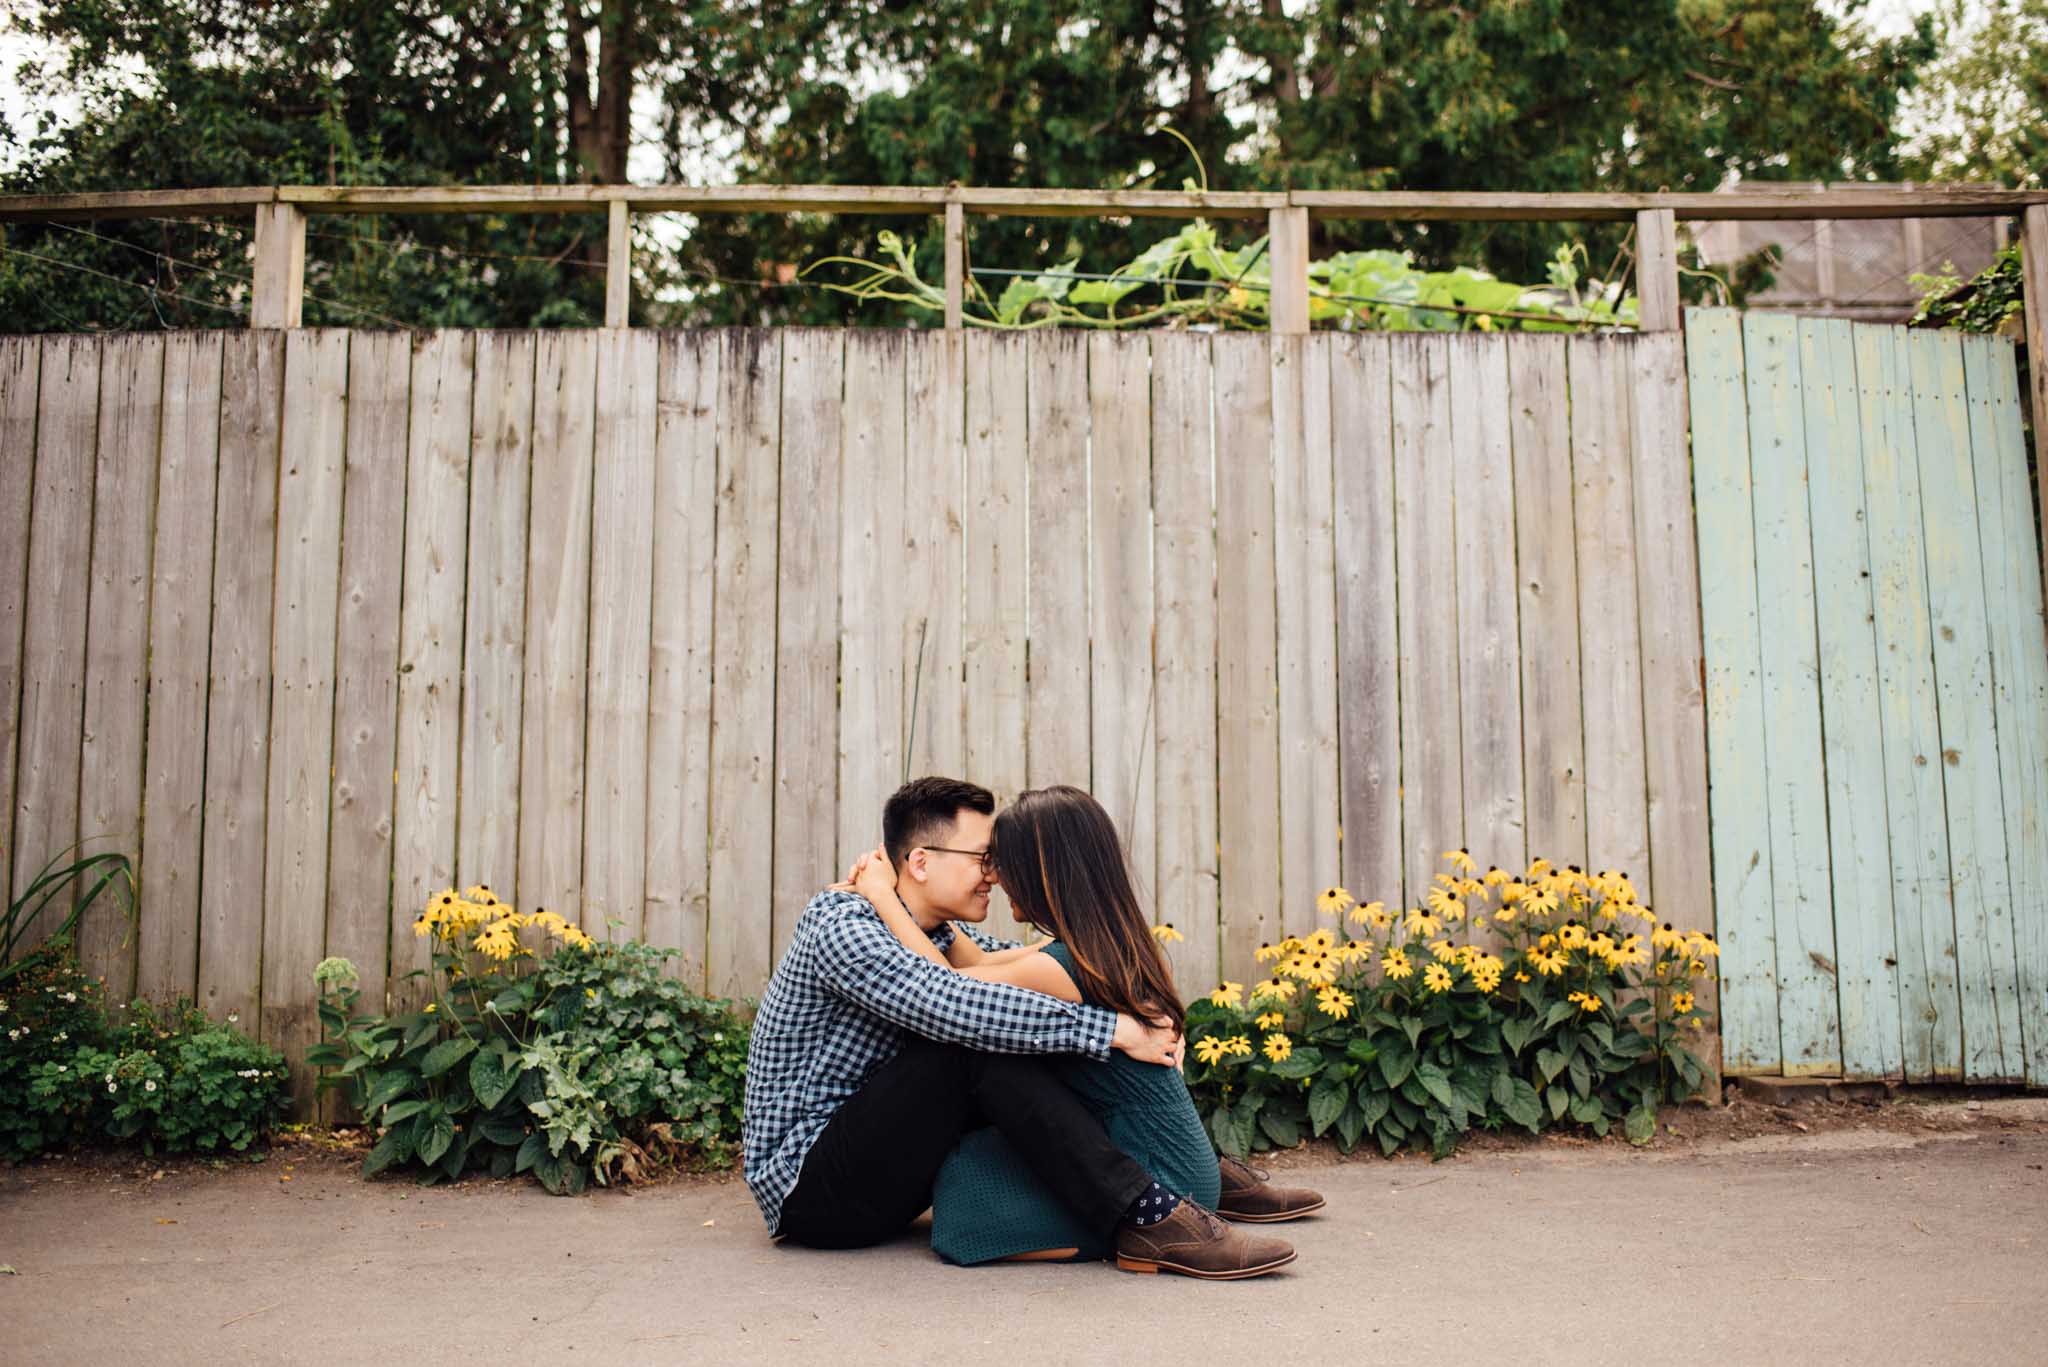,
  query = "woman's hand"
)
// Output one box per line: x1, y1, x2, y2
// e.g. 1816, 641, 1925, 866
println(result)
851, 844, 896, 905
